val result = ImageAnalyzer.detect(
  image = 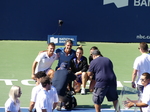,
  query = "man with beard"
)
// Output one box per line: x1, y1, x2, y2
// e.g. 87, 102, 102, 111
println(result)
55, 39, 76, 70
